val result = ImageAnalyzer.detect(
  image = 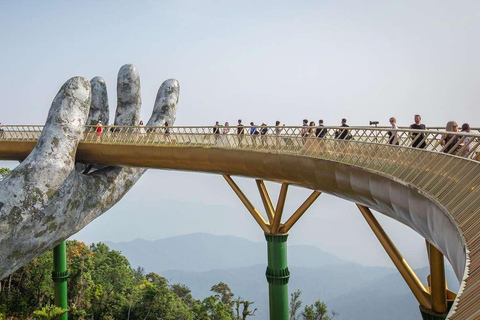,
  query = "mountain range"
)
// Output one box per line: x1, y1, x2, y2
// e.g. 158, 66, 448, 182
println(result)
105, 233, 459, 320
